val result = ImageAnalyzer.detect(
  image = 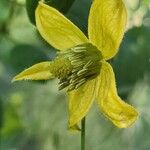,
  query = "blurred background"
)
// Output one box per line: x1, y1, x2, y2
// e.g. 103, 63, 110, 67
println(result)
0, 0, 150, 150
